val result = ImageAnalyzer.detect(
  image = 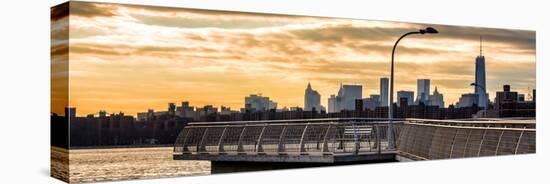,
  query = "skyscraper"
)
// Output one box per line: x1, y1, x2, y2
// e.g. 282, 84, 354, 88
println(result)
457, 93, 479, 108
416, 79, 430, 105
361, 95, 381, 110
380, 77, 389, 107
428, 86, 445, 108
304, 82, 323, 112
397, 90, 414, 107
475, 36, 488, 108
369, 94, 380, 103
341, 85, 362, 111
494, 85, 517, 110
328, 84, 362, 112
328, 94, 339, 113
